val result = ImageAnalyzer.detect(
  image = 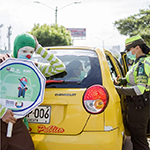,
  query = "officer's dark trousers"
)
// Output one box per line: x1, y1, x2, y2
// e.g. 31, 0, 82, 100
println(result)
127, 104, 150, 150
0, 119, 35, 150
